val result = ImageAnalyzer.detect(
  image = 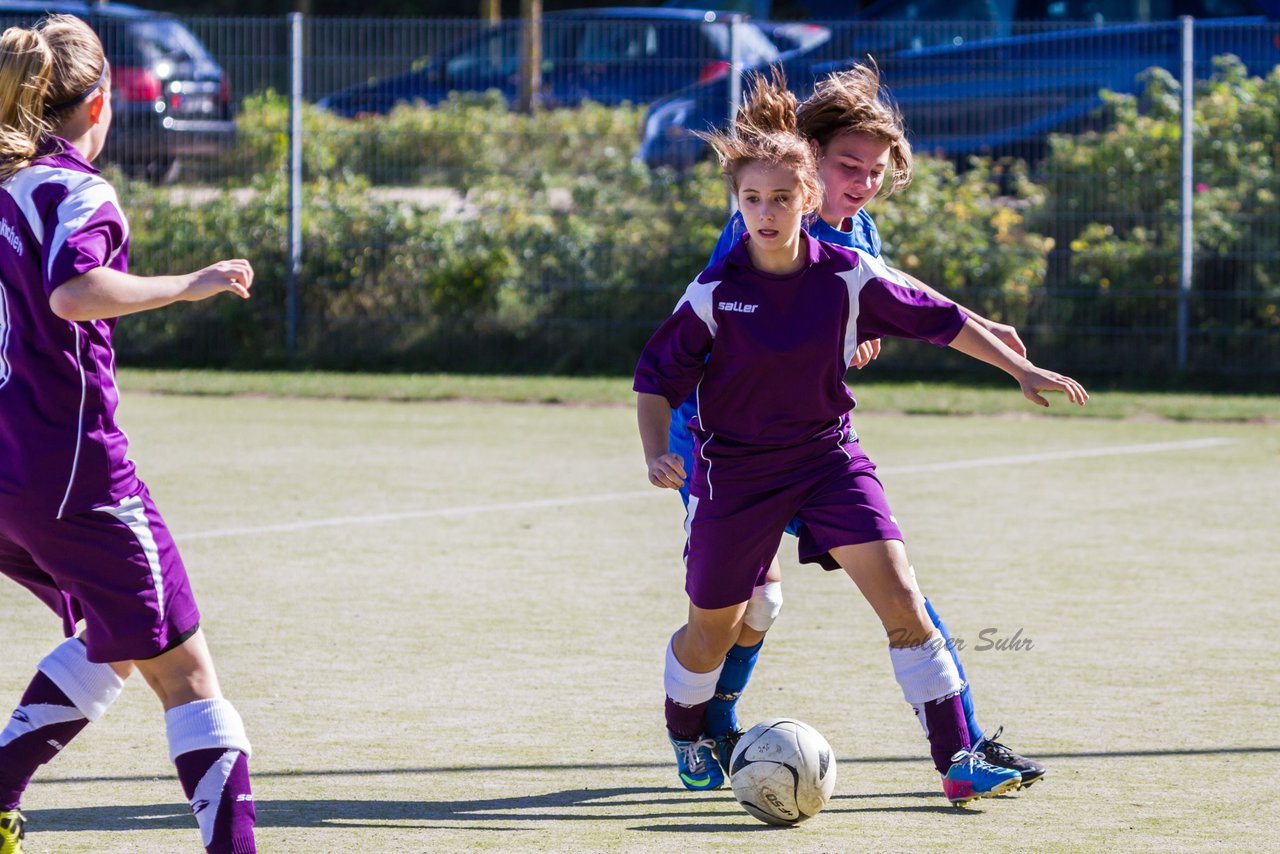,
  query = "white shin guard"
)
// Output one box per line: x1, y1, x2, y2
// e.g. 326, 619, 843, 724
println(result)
164, 698, 252, 762
37, 638, 125, 723
663, 635, 723, 706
